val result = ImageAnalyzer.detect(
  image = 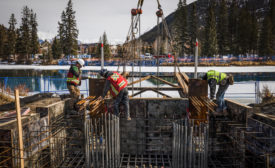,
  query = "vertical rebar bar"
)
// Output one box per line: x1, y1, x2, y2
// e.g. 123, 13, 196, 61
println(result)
102, 114, 105, 168
188, 121, 193, 168
108, 114, 111, 168
184, 119, 188, 168
105, 113, 109, 168
112, 115, 115, 168
91, 119, 95, 168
